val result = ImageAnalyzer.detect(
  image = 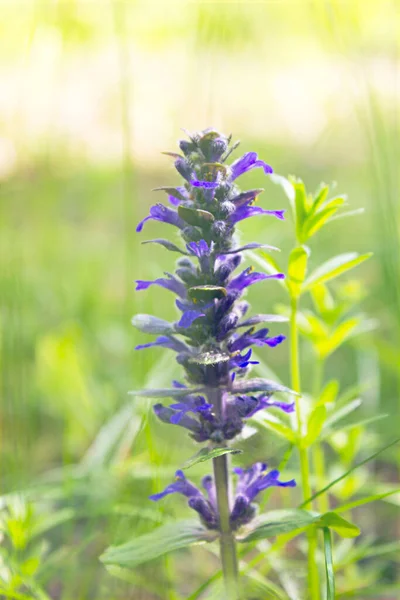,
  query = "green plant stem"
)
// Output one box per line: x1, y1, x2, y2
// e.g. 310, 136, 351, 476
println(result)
290, 296, 320, 600
312, 358, 330, 514
208, 388, 239, 600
